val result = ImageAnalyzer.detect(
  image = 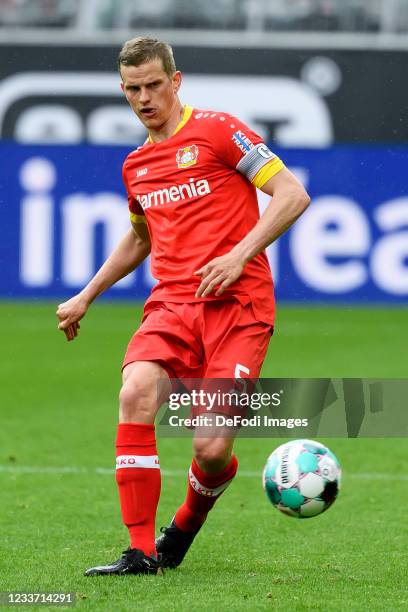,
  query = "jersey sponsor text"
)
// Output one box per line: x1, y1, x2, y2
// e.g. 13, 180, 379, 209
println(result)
136, 177, 211, 210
